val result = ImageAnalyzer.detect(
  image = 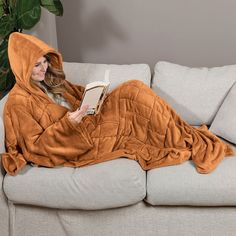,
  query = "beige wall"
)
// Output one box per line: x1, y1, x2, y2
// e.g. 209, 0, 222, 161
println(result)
25, 8, 58, 49
56, 0, 236, 68
0, 8, 57, 48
